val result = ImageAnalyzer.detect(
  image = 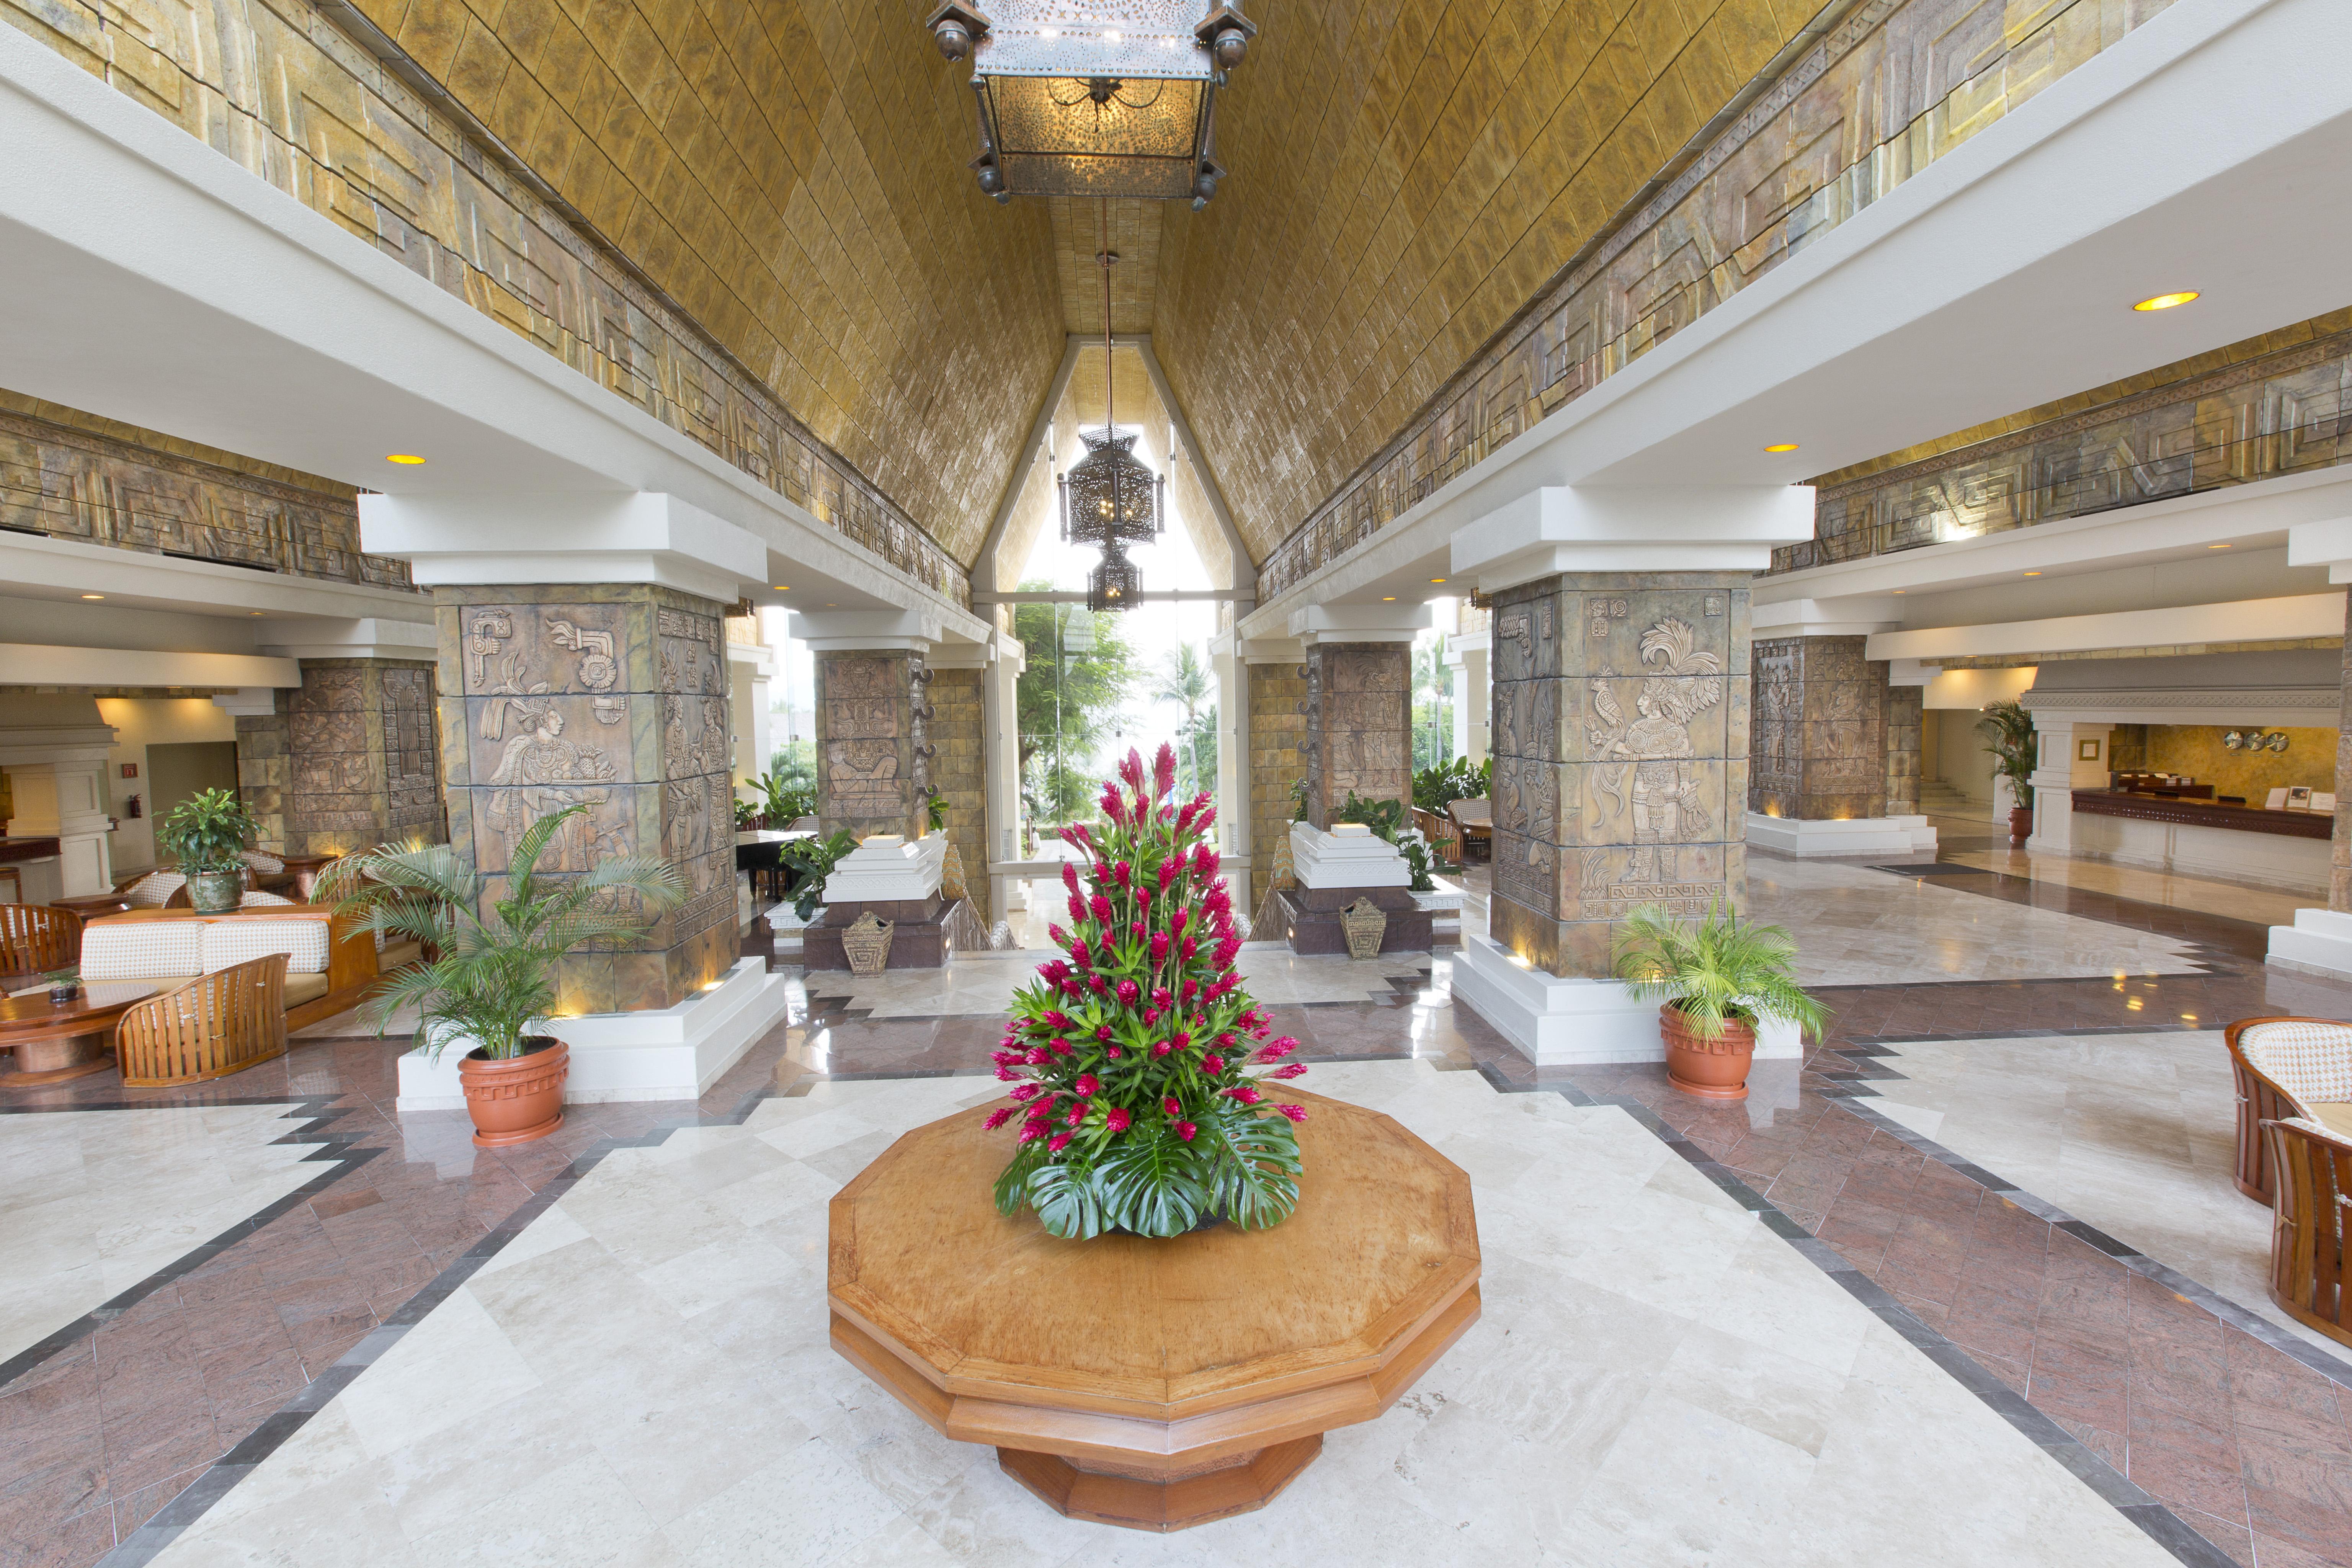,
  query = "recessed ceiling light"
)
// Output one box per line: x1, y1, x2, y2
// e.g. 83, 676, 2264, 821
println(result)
384, 453, 426, 465
80, 593, 103, 600
1381, 596, 1397, 601
2133, 291, 2200, 312
251, 611, 264, 616
772, 585, 791, 591
1763, 443, 1800, 453
2023, 570, 2042, 577
2207, 543, 2230, 549
1429, 578, 1446, 584
1892, 589, 1906, 595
